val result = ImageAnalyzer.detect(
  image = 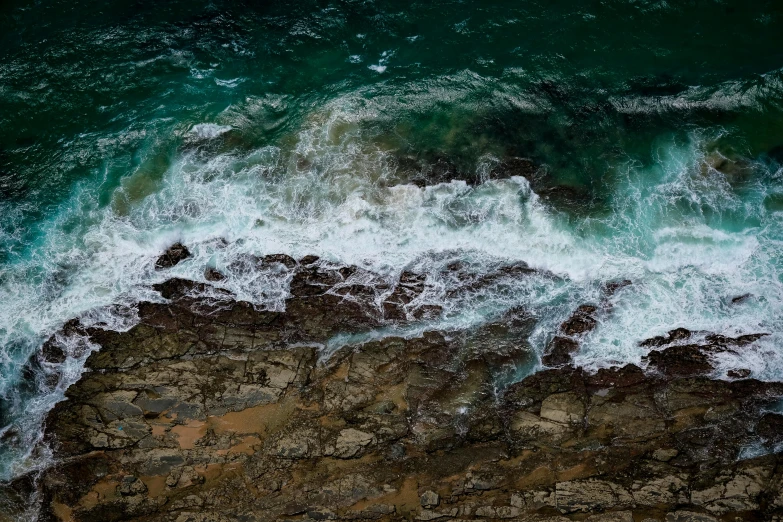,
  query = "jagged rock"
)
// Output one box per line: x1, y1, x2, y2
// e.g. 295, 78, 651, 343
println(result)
727, 368, 751, 379
644, 345, 715, 377
420, 490, 439, 508
116, 476, 147, 497
541, 305, 597, 366
652, 448, 679, 462
40, 338, 67, 364
731, 293, 752, 304
5, 260, 783, 522
155, 242, 191, 269
756, 413, 783, 444
204, 267, 225, 281
333, 428, 375, 458
640, 328, 693, 348
540, 392, 585, 423
262, 253, 297, 269
542, 336, 579, 366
